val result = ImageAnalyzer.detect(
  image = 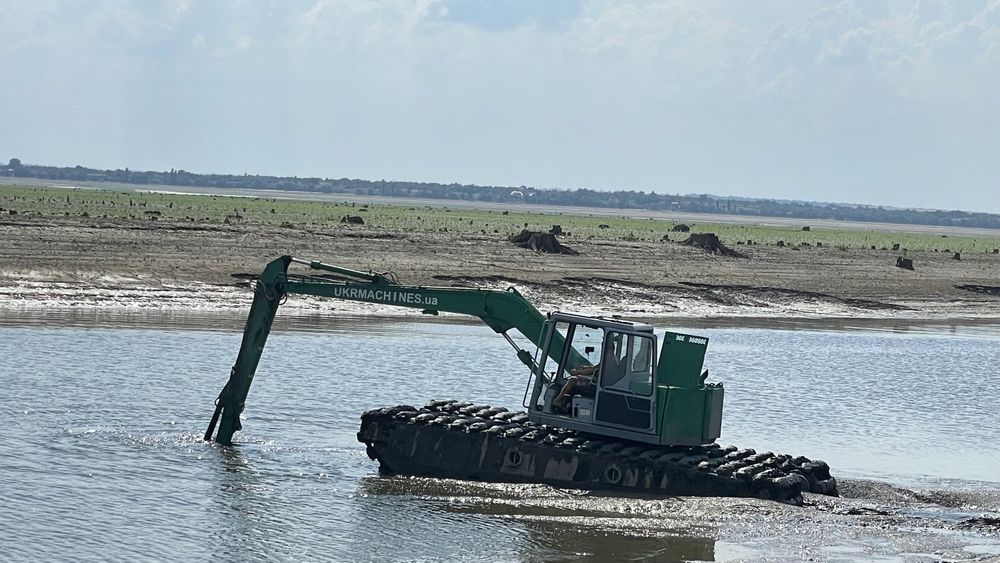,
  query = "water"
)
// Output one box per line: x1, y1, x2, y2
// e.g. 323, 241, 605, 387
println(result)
1, 313, 998, 561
